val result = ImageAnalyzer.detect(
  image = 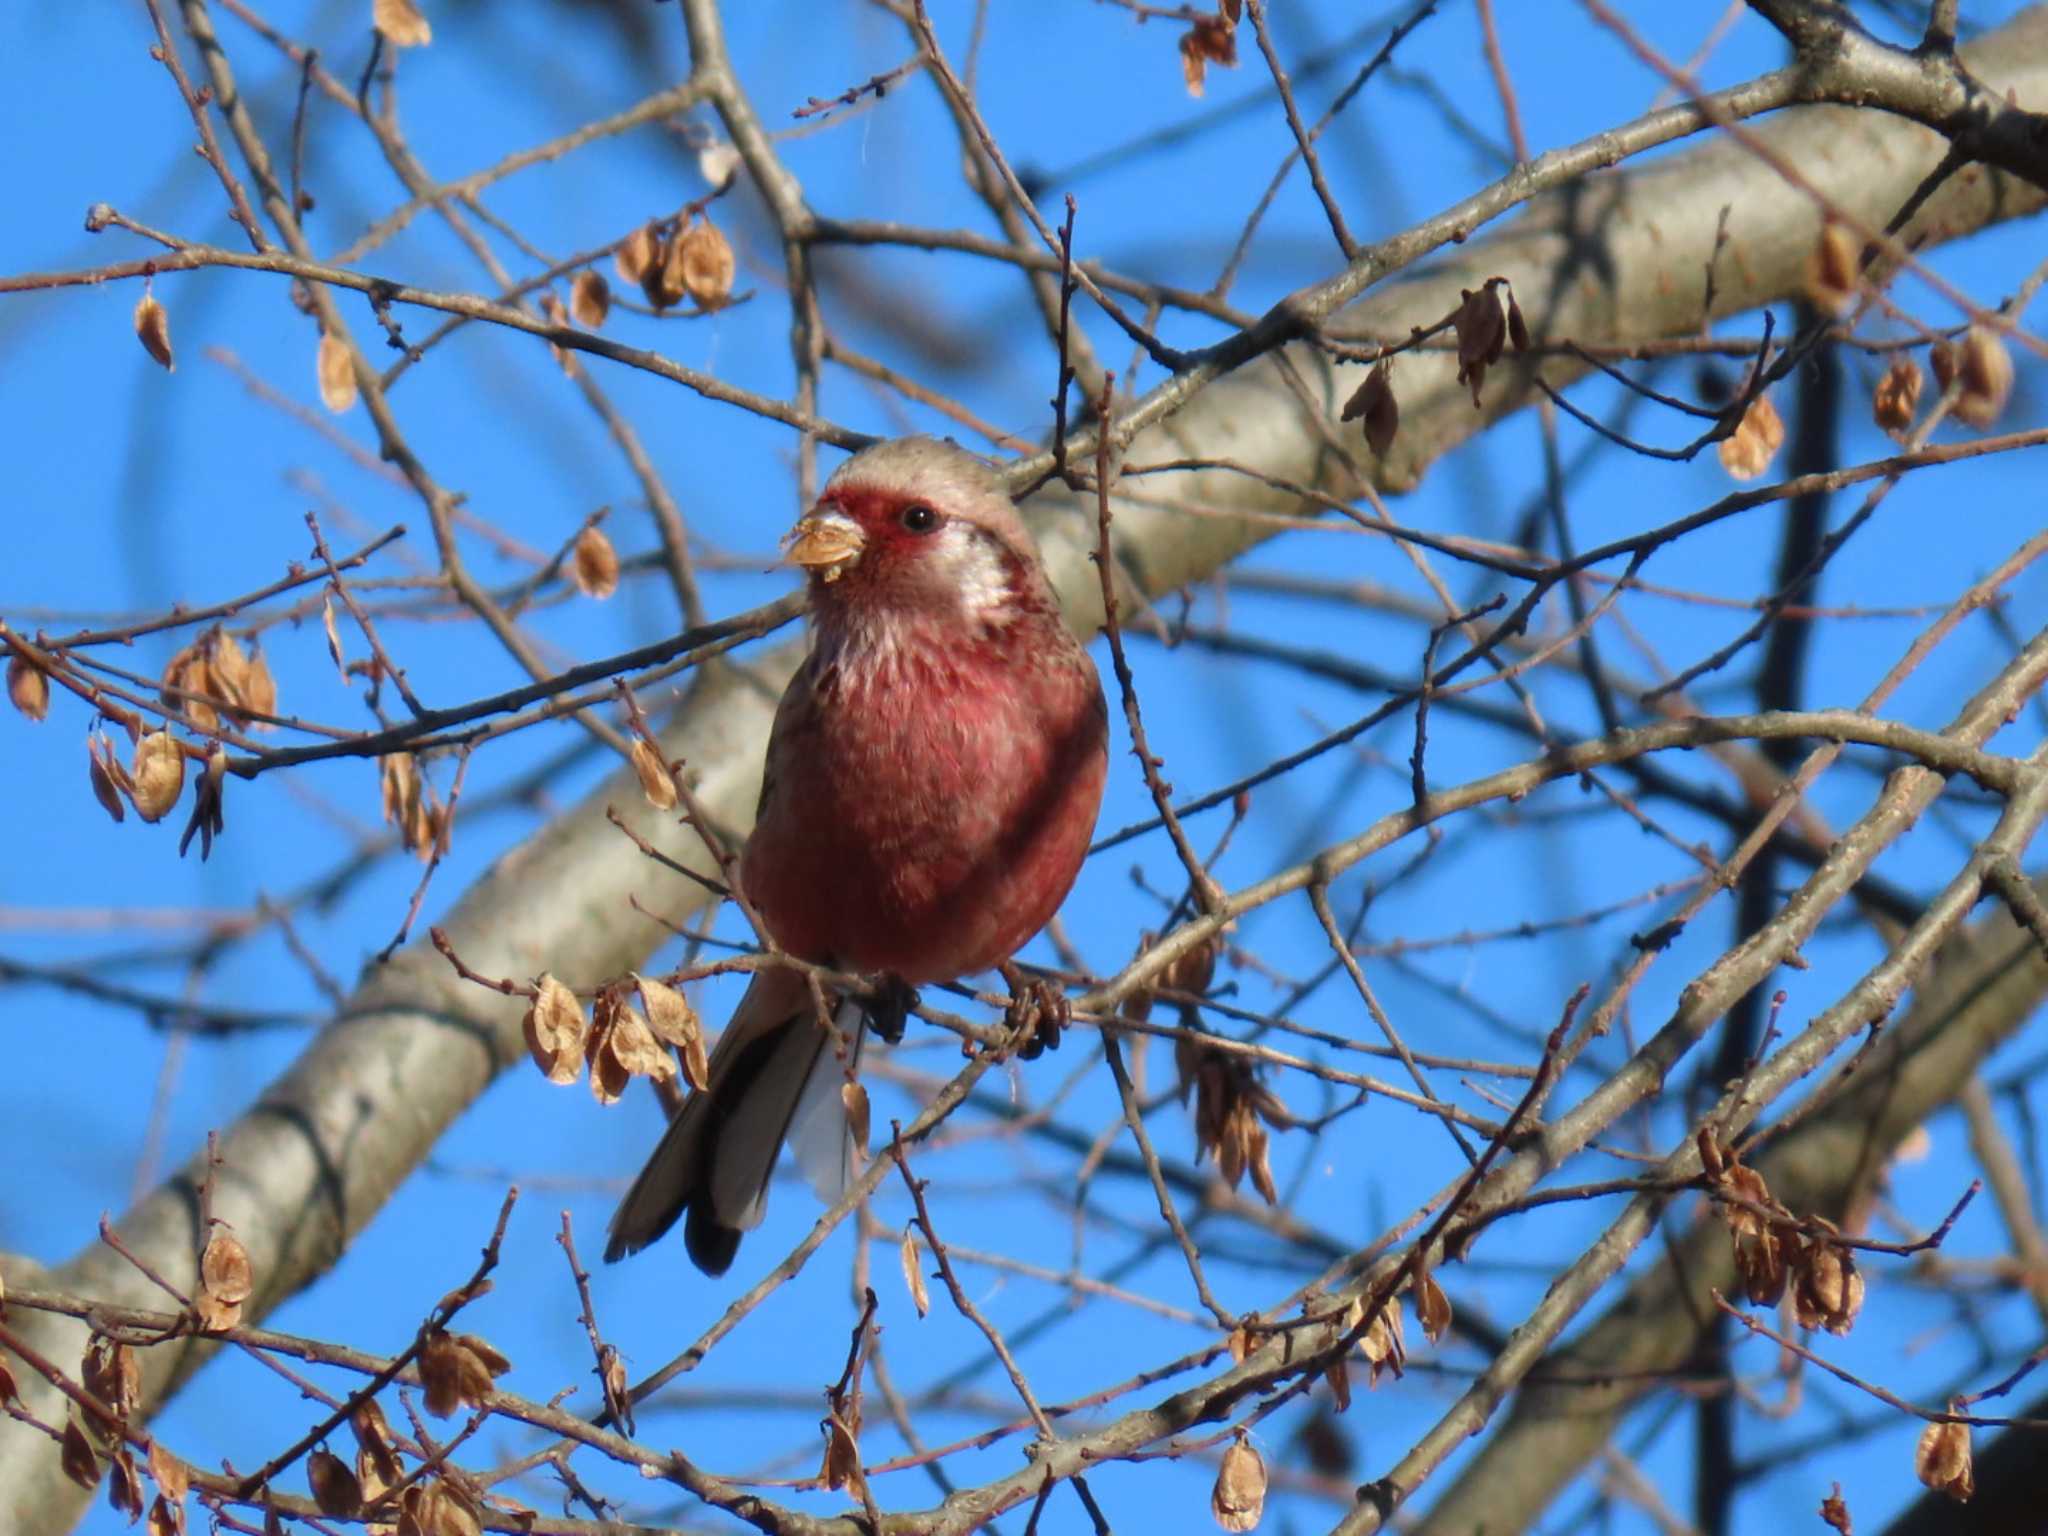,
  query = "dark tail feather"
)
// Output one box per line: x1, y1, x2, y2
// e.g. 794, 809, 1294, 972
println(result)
603, 966, 829, 1274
